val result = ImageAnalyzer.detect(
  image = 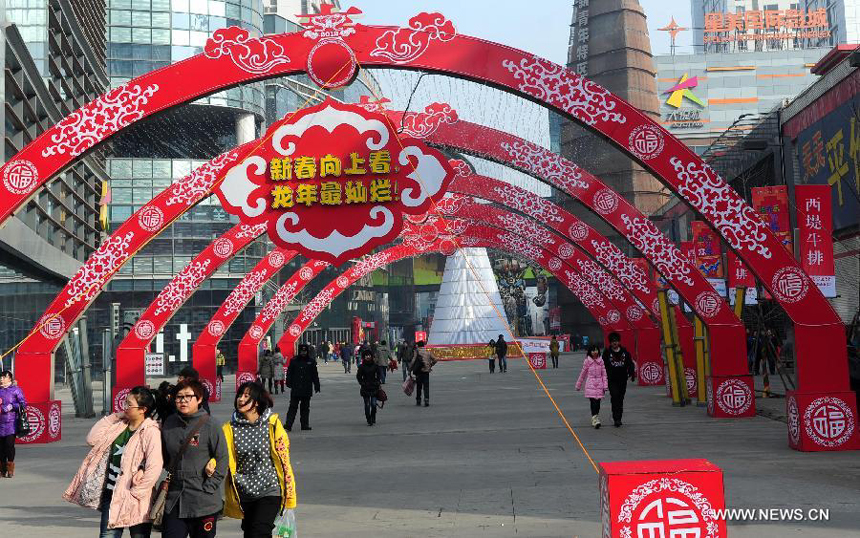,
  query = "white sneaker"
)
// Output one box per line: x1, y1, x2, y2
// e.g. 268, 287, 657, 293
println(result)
592, 415, 601, 429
